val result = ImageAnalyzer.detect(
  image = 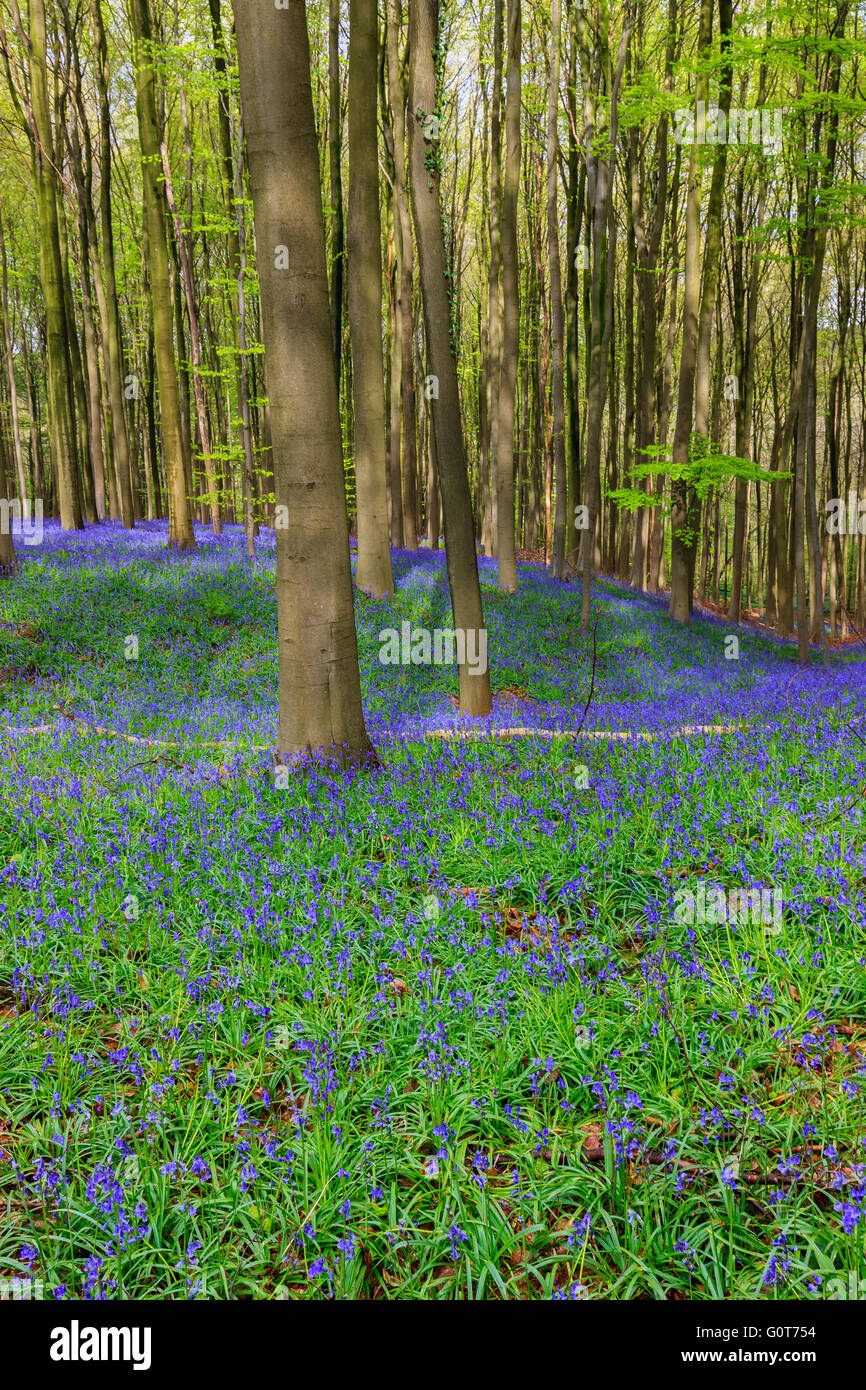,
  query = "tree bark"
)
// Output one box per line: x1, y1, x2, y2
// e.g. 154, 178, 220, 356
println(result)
161, 144, 222, 537
385, 0, 418, 550
232, 0, 374, 765
28, 0, 81, 531
348, 0, 394, 595
0, 209, 27, 504
408, 0, 492, 716
328, 0, 345, 386
494, 0, 521, 592
129, 0, 195, 549
92, 0, 135, 526
547, 0, 567, 580
669, 0, 731, 622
